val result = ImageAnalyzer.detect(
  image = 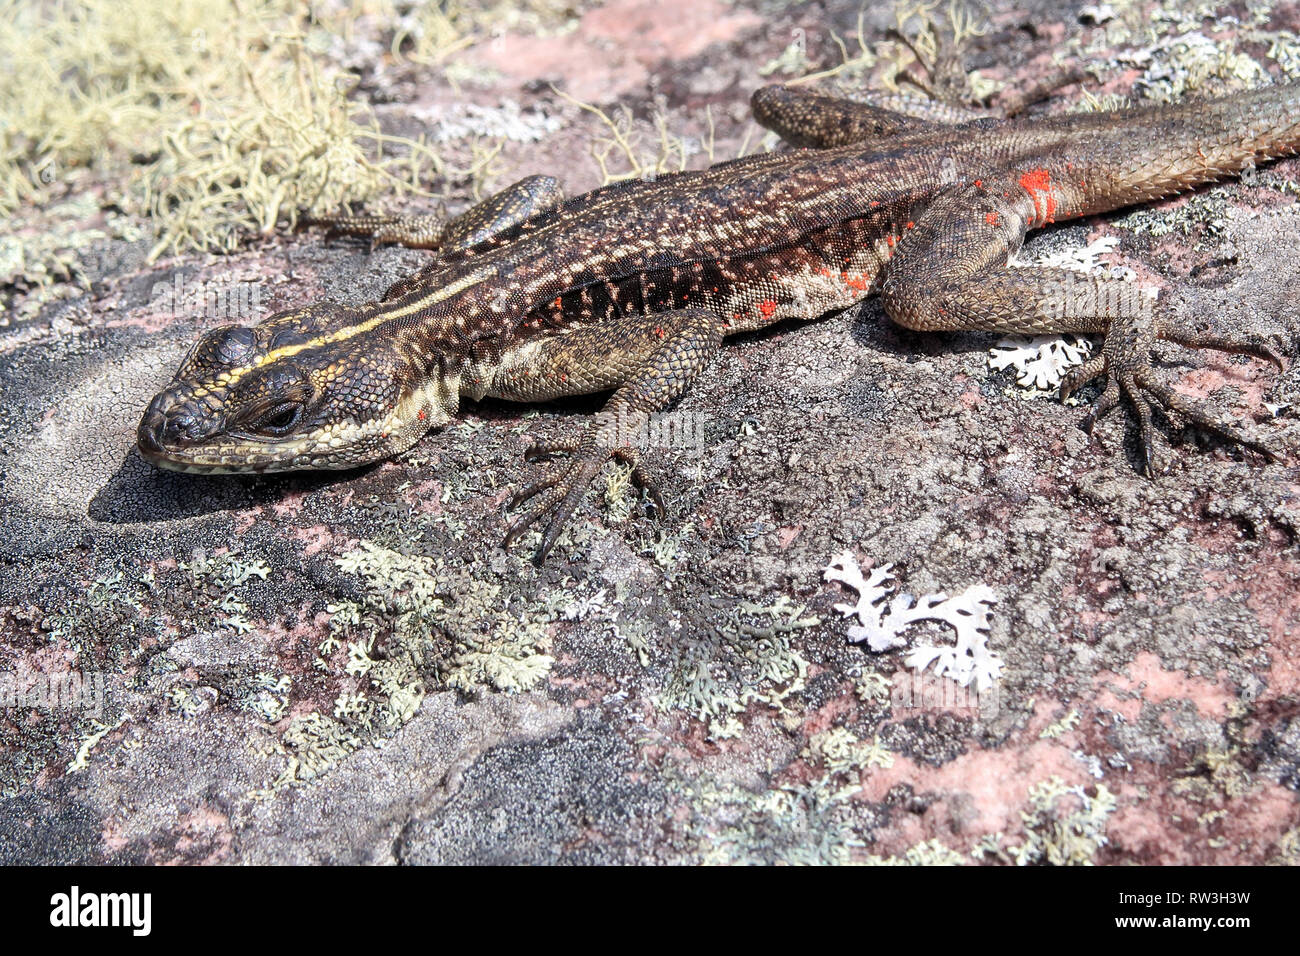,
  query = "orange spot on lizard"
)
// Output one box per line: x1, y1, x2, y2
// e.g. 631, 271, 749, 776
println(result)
1018, 168, 1057, 223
